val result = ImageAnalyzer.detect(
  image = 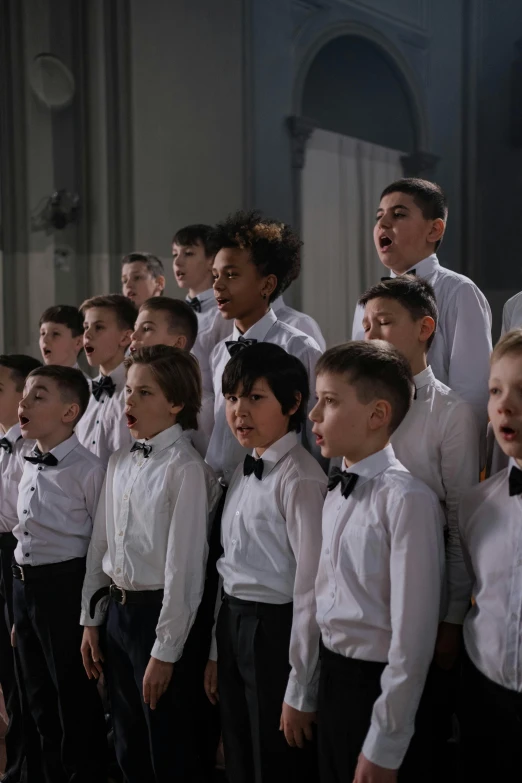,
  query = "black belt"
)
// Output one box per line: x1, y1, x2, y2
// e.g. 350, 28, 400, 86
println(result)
0, 532, 17, 550
12, 557, 86, 583
89, 583, 164, 619
223, 593, 293, 617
